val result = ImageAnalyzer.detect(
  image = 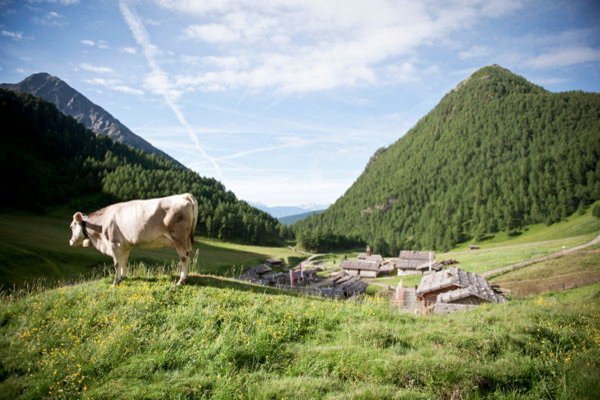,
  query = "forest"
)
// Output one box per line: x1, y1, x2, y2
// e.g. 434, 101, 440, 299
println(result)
0, 88, 288, 245
294, 66, 600, 253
